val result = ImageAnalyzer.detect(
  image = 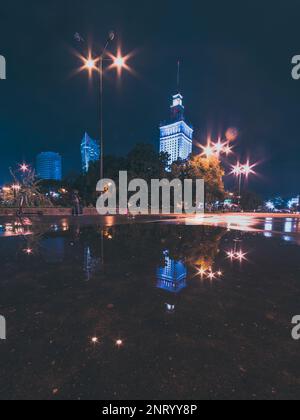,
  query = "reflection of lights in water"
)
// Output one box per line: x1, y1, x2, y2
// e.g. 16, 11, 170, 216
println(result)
207, 271, 216, 281
0, 221, 33, 238
235, 250, 247, 262
105, 216, 116, 227
226, 239, 248, 263
284, 218, 293, 233
198, 268, 206, 278
186, 215, 257, 232
115, 339, 124, 348
165, 303, 175, 314
103, 229, 113, 240
61, 220, 69, 232
51, 224, 59, 232
195, 267, 224, 281
84, 246, 100, 281
264, 218, 273, 238
226, 250, 235, 261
